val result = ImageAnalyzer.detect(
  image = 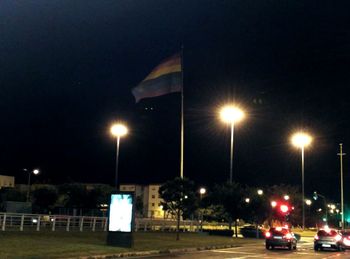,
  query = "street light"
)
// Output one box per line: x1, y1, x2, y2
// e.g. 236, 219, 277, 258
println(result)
219, 105, 245, 183
305, 199, 312, 206
110, 122, 128, 189
257, 189, 263, 196
199, 187, 206, 231
25, 168, 40, 202
284, 195, 290, 201
271, 201, 277, 208
245, 198, 250, 203
291, 131, 312, 230
199, 187, 206, 199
